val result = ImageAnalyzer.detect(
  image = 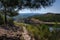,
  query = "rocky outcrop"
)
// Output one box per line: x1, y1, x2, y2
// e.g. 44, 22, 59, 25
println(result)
0, 26, 23, 40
